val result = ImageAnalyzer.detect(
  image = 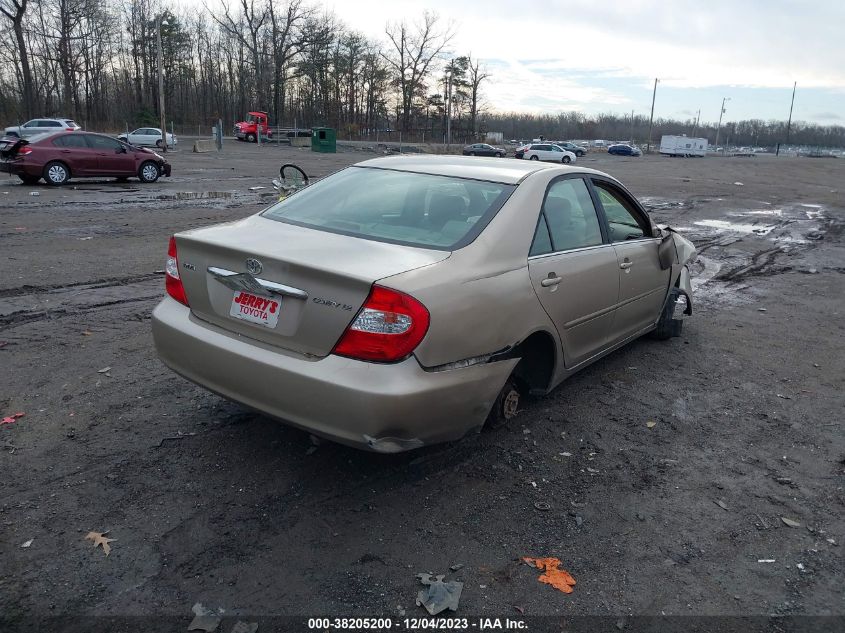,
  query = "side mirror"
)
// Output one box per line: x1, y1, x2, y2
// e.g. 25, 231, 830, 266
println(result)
116, 146, 126, 154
